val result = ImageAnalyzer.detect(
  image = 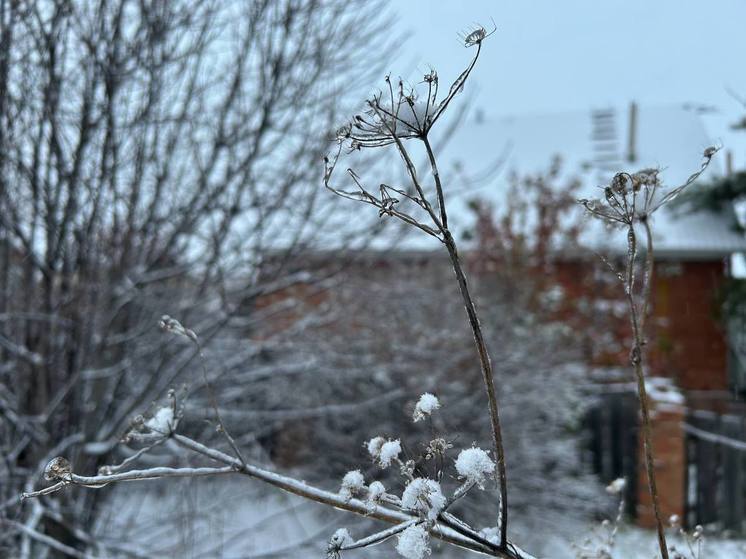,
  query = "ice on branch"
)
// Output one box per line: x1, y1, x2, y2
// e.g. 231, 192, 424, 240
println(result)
401, 478, 446, 521
396, 523, 431, 559
340, 470, 365, 500
454, 447, 495, 489
412, 393, 440, 422
378, 439, 402, 468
